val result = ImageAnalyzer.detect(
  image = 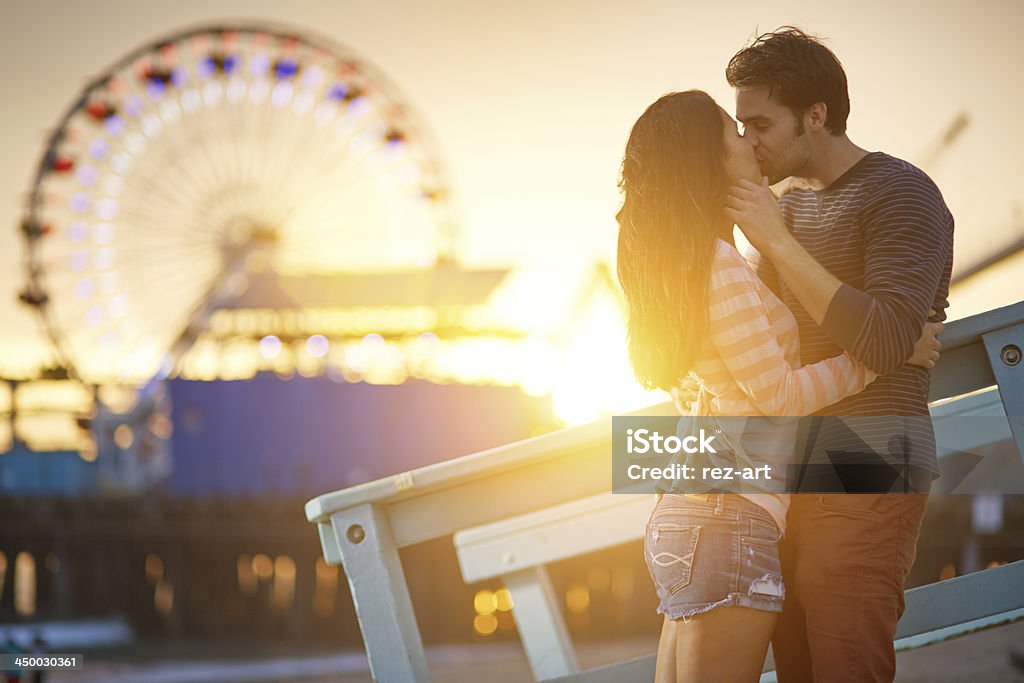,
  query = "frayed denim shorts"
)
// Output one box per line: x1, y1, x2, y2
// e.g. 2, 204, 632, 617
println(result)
644, 493, 785, 621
